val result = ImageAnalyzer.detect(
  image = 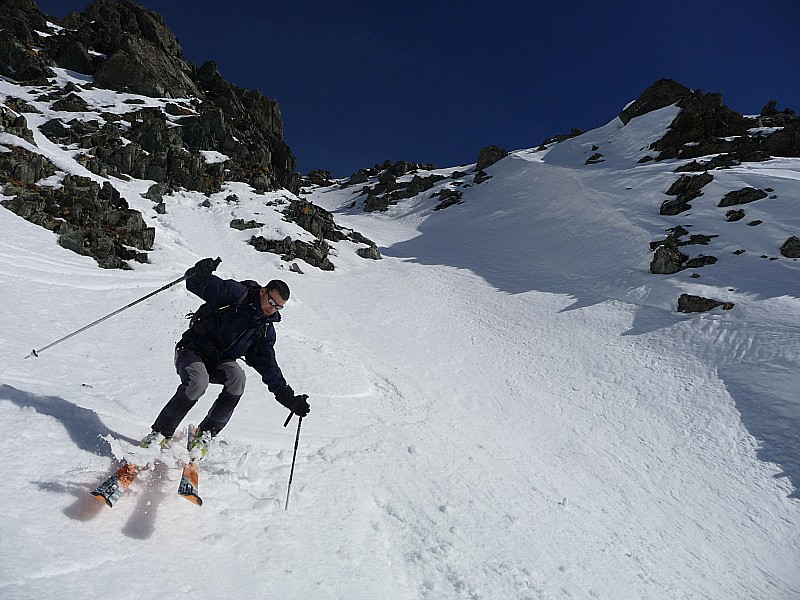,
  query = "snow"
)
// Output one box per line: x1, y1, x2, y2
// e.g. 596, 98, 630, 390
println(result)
1, 72, 799, 600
